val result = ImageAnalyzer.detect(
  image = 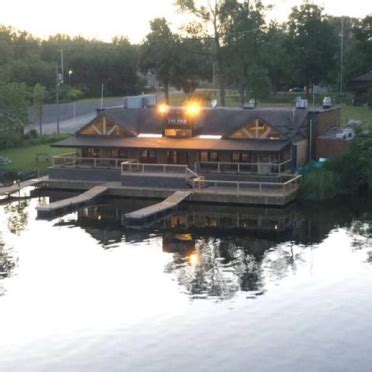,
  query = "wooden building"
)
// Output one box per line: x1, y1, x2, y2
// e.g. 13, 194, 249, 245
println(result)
53, 105, 340, 172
